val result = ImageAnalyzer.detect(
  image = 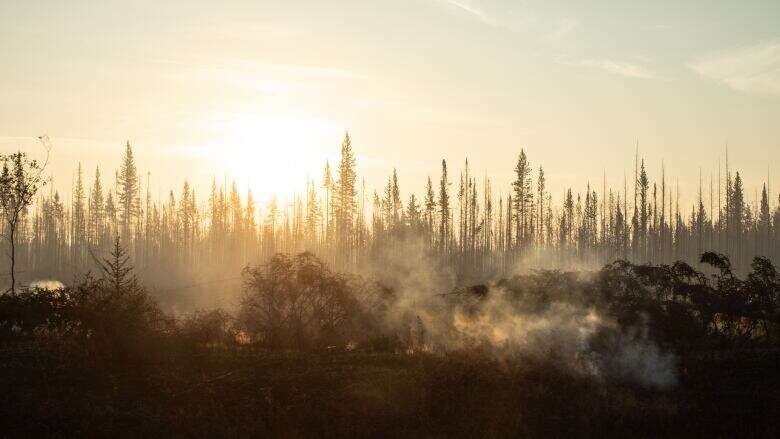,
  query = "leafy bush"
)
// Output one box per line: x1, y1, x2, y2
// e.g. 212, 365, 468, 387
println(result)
238, 252, 361, 349
178, 309, 236, 348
